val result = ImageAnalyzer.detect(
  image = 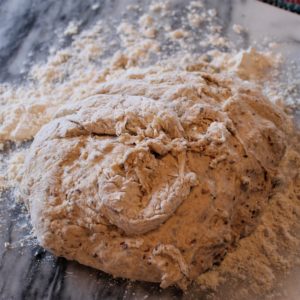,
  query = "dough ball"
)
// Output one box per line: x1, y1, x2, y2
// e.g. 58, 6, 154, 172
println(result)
21, 69, 290, 289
